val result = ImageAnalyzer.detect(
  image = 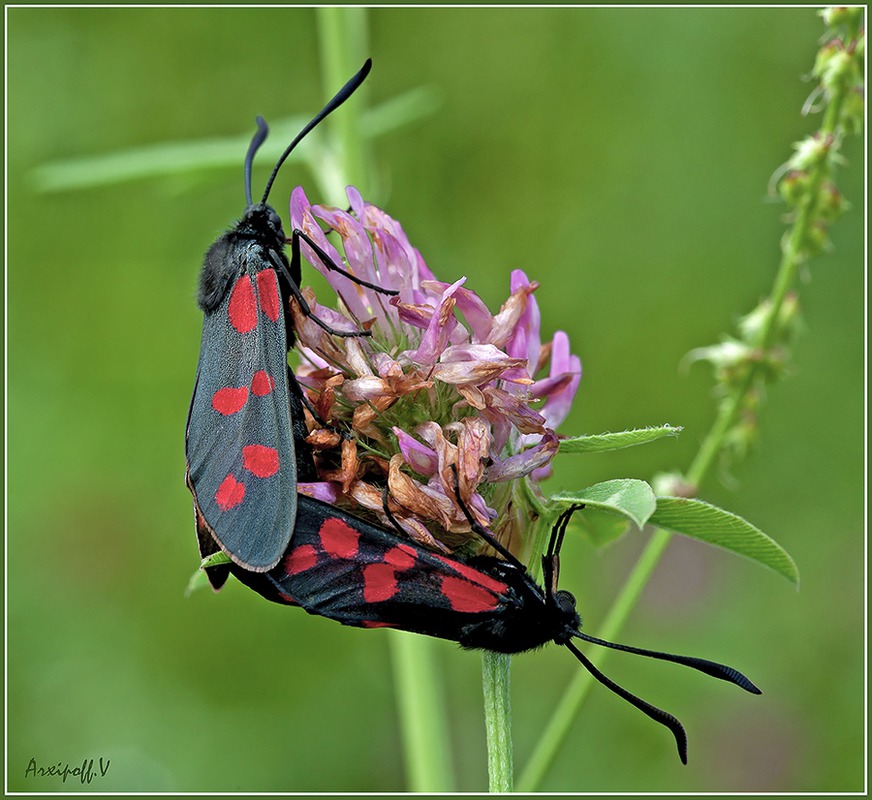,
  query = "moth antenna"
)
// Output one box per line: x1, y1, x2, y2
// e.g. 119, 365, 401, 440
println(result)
244, 116, 270, 207
564, 639, 689, 764
260, 58, 373, 205
572, 631, 762, 695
